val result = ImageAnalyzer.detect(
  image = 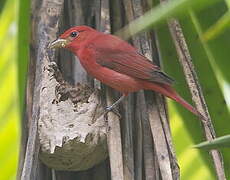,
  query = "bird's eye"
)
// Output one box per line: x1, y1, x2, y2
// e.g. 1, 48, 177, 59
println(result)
70, 31, 78, 37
